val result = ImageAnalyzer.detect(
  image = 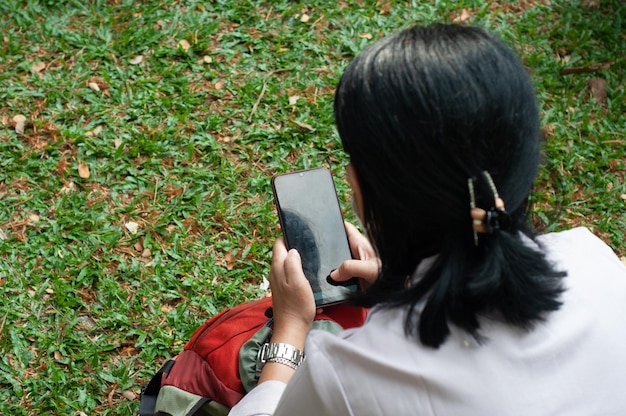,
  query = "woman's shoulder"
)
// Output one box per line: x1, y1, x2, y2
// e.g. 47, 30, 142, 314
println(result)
536, 227, 625, 272
538, 226, 607, 246
535, 227, 626, 308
